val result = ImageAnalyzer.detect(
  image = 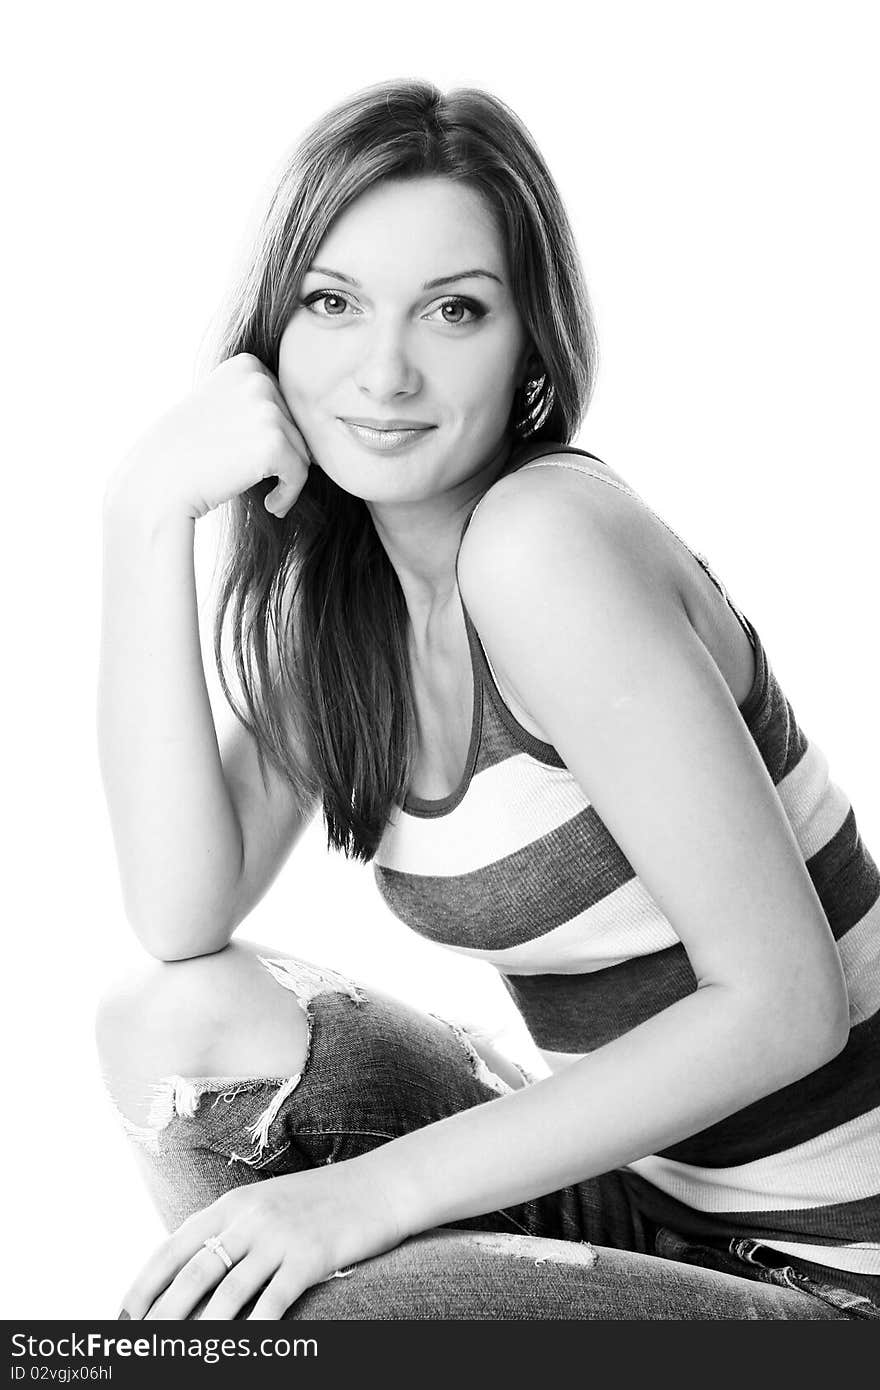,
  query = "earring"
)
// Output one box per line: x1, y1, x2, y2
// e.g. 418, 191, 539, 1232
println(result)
524, 355, 545, 389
